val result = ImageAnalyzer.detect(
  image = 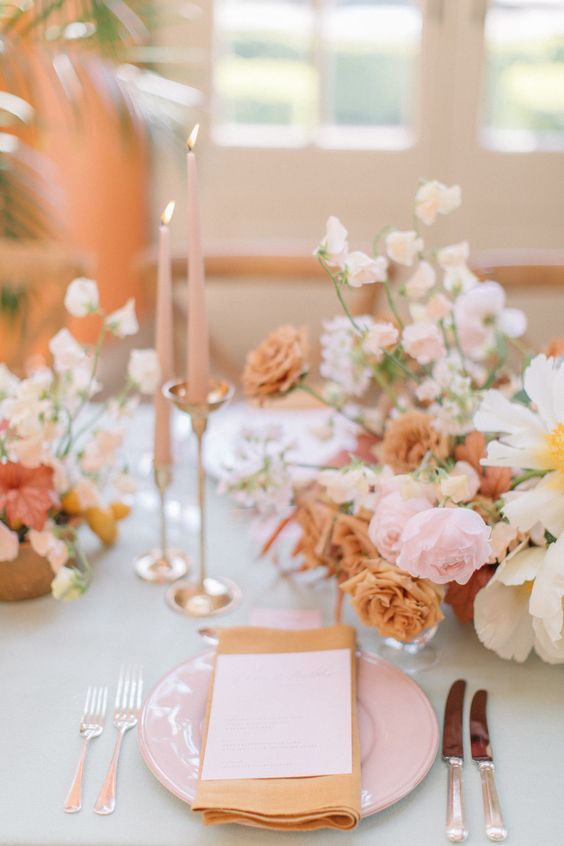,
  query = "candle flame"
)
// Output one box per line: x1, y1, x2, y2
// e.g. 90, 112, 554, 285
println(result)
187, 123, 200, 151
161, 200, 175, 226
